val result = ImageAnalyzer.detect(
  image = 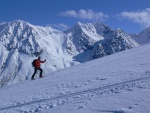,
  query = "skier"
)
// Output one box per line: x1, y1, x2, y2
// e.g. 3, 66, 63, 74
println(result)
31, 56, 46, 80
